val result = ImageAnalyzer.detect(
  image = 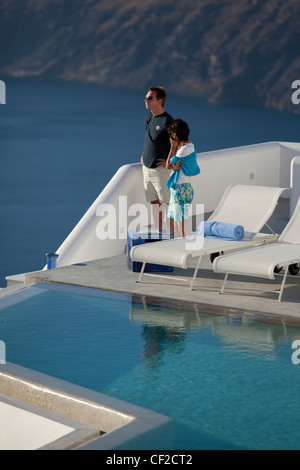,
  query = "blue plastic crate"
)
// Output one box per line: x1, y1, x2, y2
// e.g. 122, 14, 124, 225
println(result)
127, 228, 174, 273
